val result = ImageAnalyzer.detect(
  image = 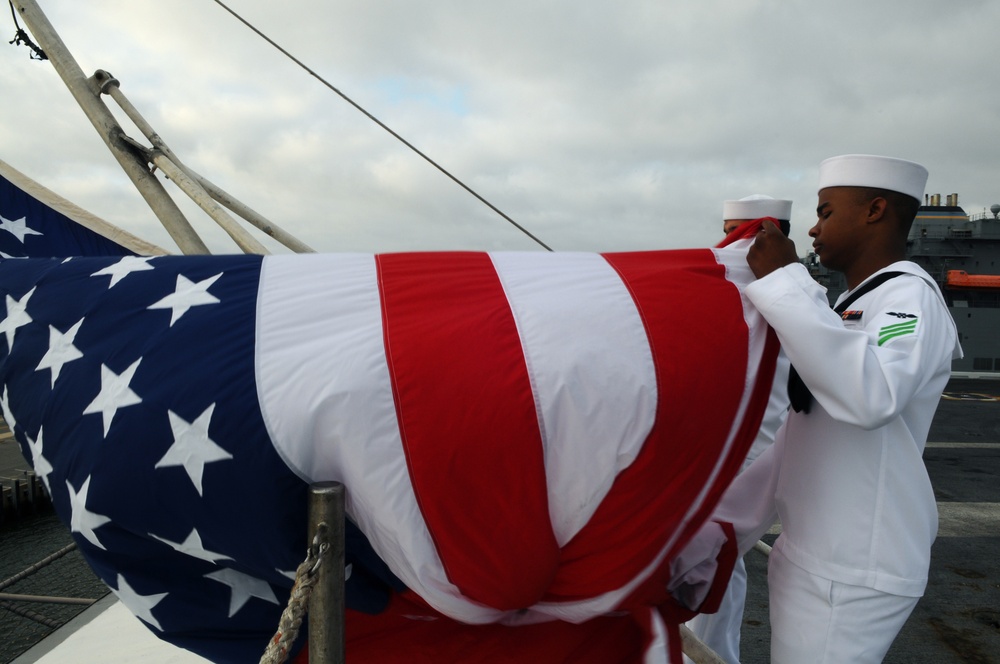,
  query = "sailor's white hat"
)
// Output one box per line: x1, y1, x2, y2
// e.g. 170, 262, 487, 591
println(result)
722, 194, 792, 221
818, 154, 928, 201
